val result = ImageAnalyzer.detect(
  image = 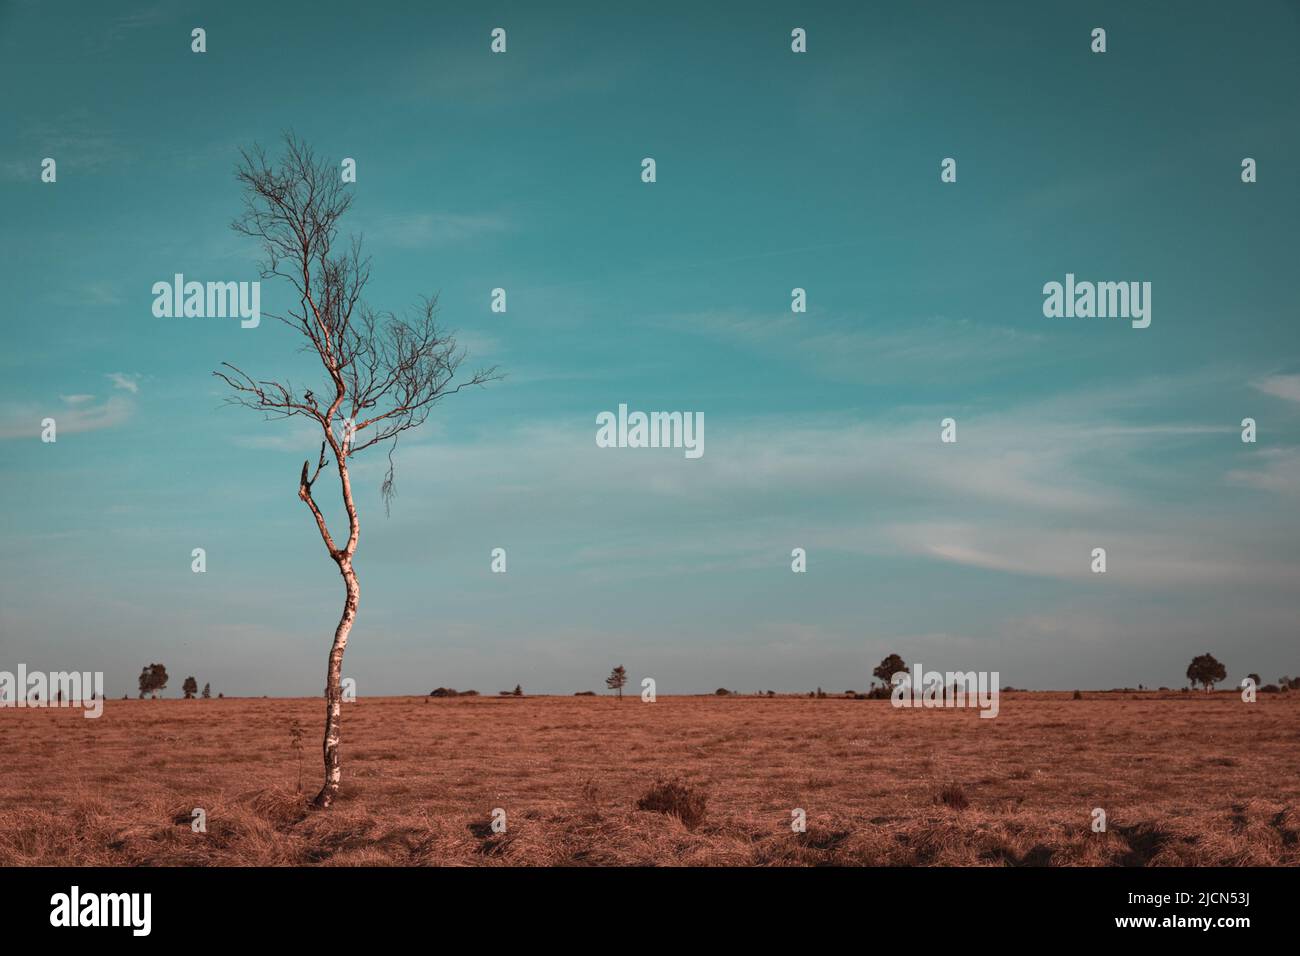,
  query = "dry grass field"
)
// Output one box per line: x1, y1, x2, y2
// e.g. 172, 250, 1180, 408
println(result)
2, 692, 1297, 866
